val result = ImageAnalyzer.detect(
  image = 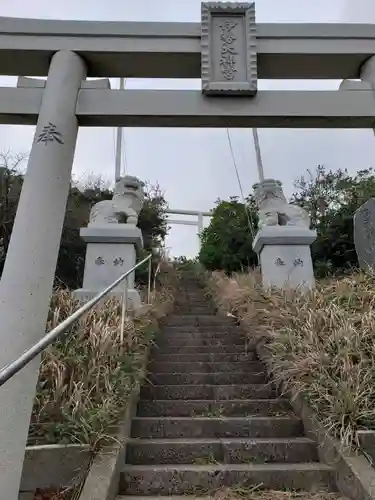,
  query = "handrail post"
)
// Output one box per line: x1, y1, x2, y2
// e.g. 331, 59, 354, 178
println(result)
120, 275, 129, 344
147, 257, 152, 305
152, 261, 161, 304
